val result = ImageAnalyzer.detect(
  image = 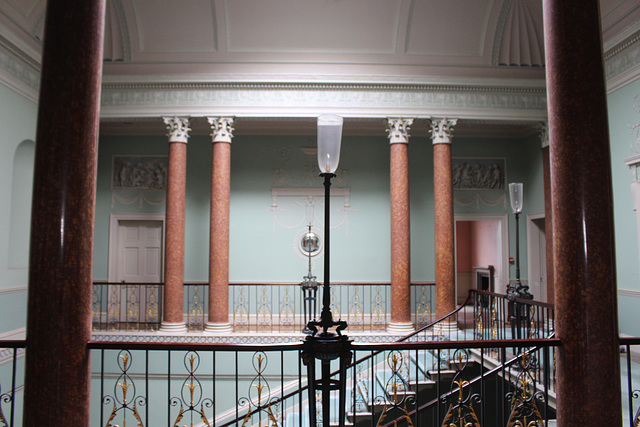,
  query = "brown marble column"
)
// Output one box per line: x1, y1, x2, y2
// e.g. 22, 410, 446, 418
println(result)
543, 1, 621, 425
160, 117, 190, 332
23, 1, 105, 425
387, 118, 414, 334
539, 122, 555, 306
430, 118, 458, 326
205, 117, 235, 333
